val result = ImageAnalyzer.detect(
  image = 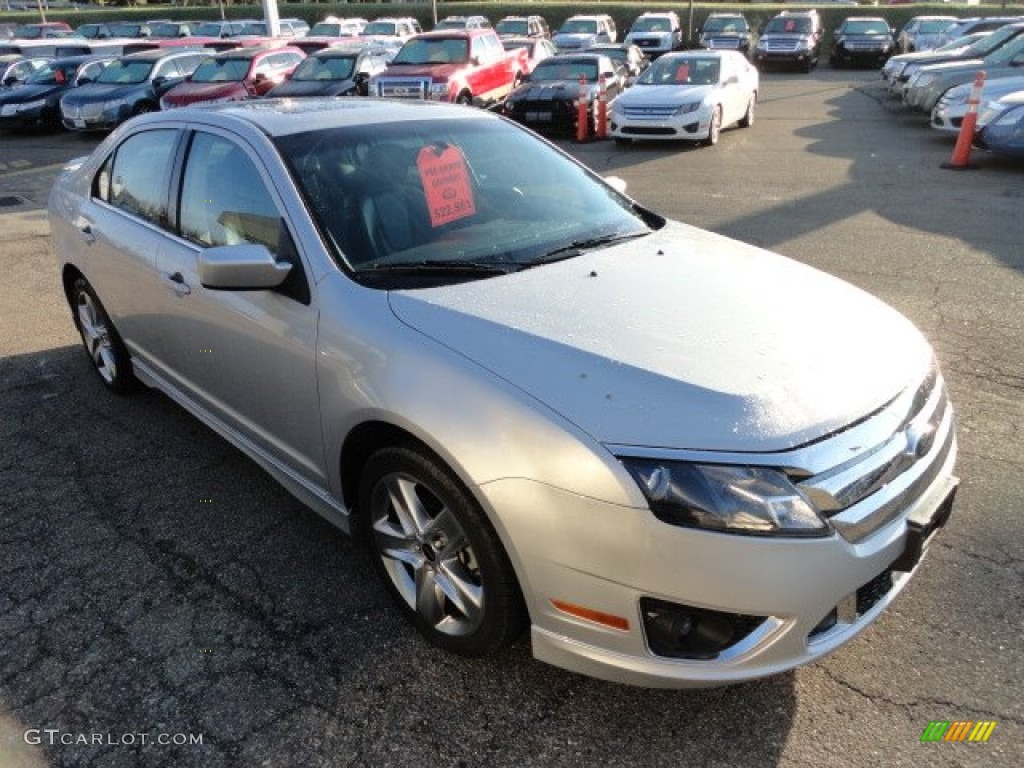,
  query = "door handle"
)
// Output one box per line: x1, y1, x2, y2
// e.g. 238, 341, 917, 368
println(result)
74, 217, 95, 243
164, 271, 191, 296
